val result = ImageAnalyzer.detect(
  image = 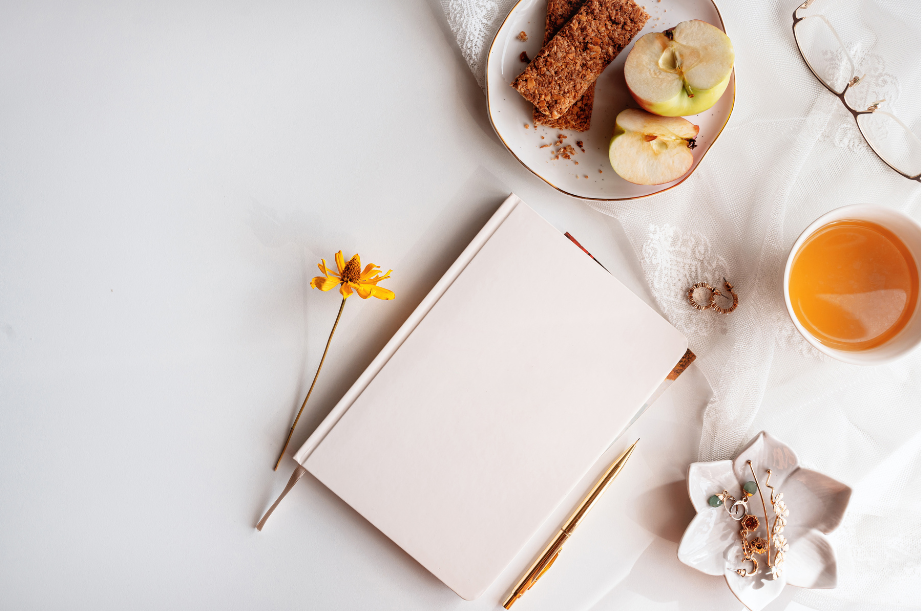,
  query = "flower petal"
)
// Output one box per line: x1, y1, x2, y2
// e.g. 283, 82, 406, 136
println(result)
783, 527, 838, 589
310, 276, 340, 291
686, 460, 739, 514
678, 511, 738, 576
359, 263, 379, 280
365, 269, 392, 284
354, 283, 395, 300
340, 282, 353, 298
733, 431, 800, 491
318, 259, 340, 279
335, 251, 346, 274
725, 546, 787, 611
782, 468, 852, 534
369, 285, 395, 300
354, 283, 374, 299
678, 460, 740, 576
